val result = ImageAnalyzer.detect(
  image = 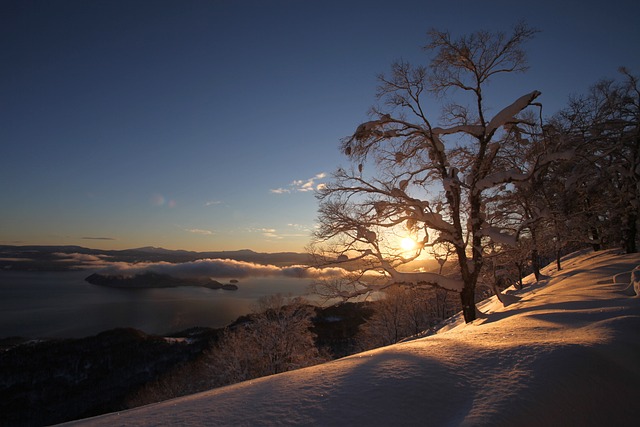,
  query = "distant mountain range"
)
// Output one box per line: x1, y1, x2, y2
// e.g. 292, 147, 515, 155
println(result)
0, 245, 311, 271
